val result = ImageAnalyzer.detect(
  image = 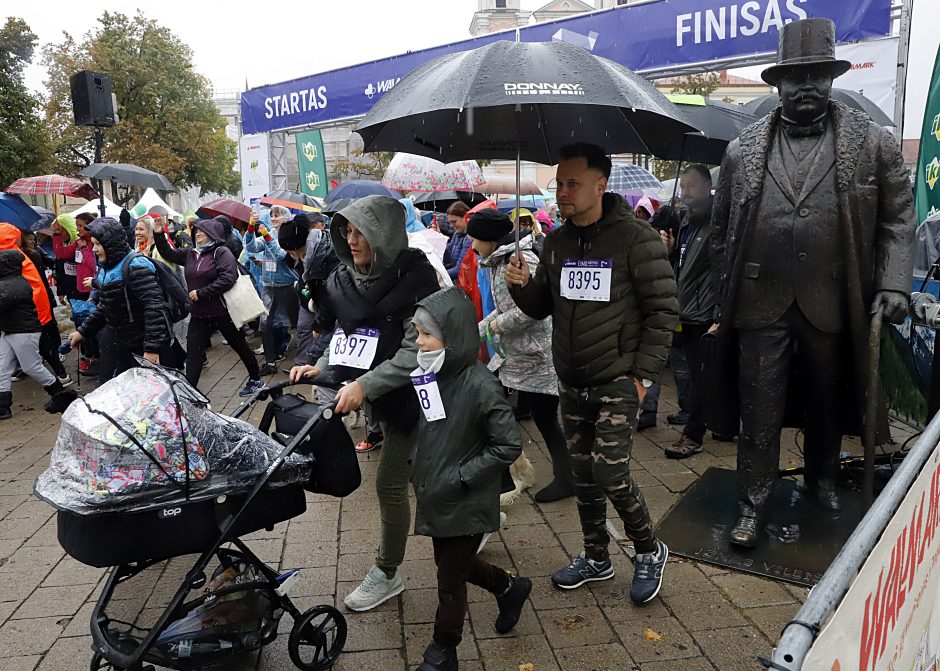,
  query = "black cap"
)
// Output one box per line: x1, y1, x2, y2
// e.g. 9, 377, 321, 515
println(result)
467, 209, 513, 242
